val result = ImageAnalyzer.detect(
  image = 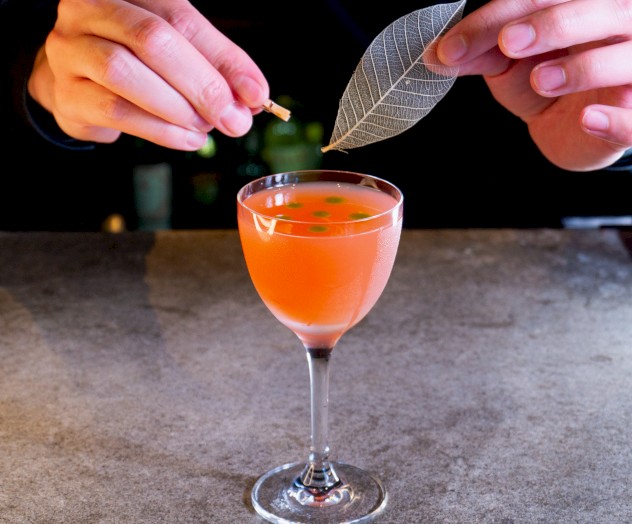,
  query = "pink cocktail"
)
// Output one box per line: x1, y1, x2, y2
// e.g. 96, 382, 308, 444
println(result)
237, 170, 403, 523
